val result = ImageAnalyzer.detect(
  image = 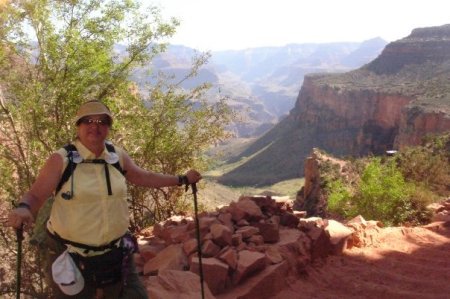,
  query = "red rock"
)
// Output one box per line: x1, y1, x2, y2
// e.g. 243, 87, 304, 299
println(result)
254, 221, 279, 243
235, 226, 259, 240
232, 250, 266, 285
202, 239, 221, 257
143, 244, 188, 275
306, 225, 331, 260
200, 216, 220, 231
146, 269, 215, 299
236, 198, 264, 220
218, 247, 238, 270
231, 233, 243, 247
218, 212, 234, 231
183, 238, 199, 256
265, 246, 284, 264
210, 223, 233, 247
280, 212, 300, 227
248, 234, 264, 246
325, 219, 353, 255
217, 262, 289, 299
139, 243, 166, 262
190, 257, 229, 295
